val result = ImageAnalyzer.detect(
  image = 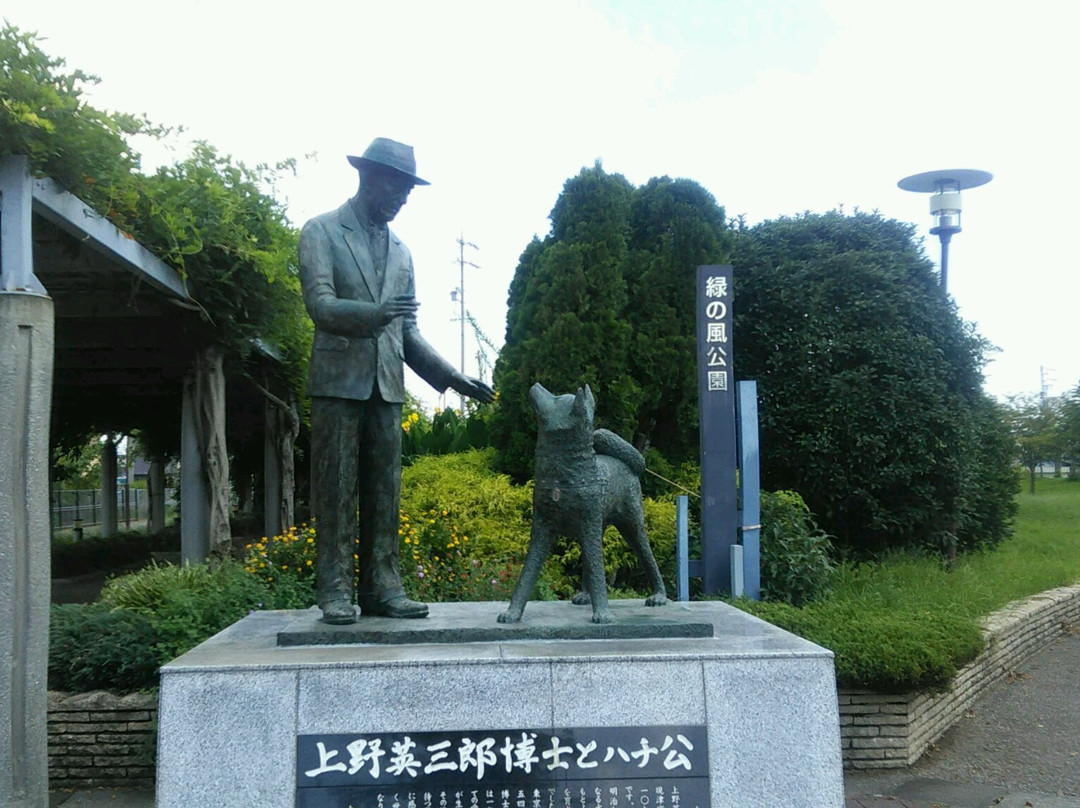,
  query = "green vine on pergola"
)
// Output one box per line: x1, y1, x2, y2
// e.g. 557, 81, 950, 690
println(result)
1, 23, 311, 449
